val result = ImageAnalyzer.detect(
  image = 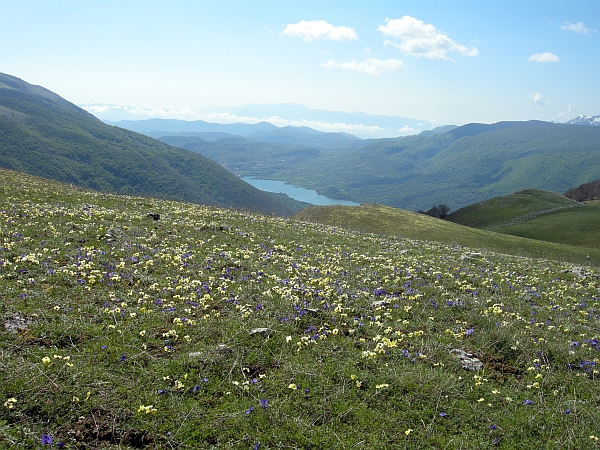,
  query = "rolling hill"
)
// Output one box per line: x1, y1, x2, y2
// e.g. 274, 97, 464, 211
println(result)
0, 73, 295, 216
293, 202, 600, 265
446, 189, 600, 250
445, 189, 579, 229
